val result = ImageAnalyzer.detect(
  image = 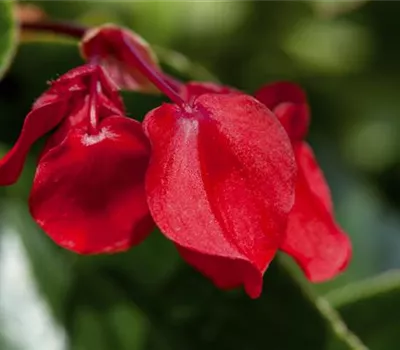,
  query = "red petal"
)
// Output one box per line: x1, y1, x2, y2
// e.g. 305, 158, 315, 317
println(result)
180, 81, 241, 104
80, 24, 160, 93
255, 81, 307, 108
34, 64, 124, 113
281, 143, 351, 281
255, 82, 310, 141
0, 100, 67, 185
143, 94, 296, 297
29, 116, 153, 254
